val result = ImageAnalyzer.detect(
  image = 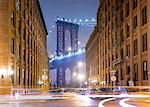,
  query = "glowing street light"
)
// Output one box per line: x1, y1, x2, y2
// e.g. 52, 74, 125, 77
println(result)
68, 47, 72, 51
73, 72, 77, 76
78, 41, 81, 45
78, 61, 83, 67
0, 68, 7, 76
77, 74, 85, 81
